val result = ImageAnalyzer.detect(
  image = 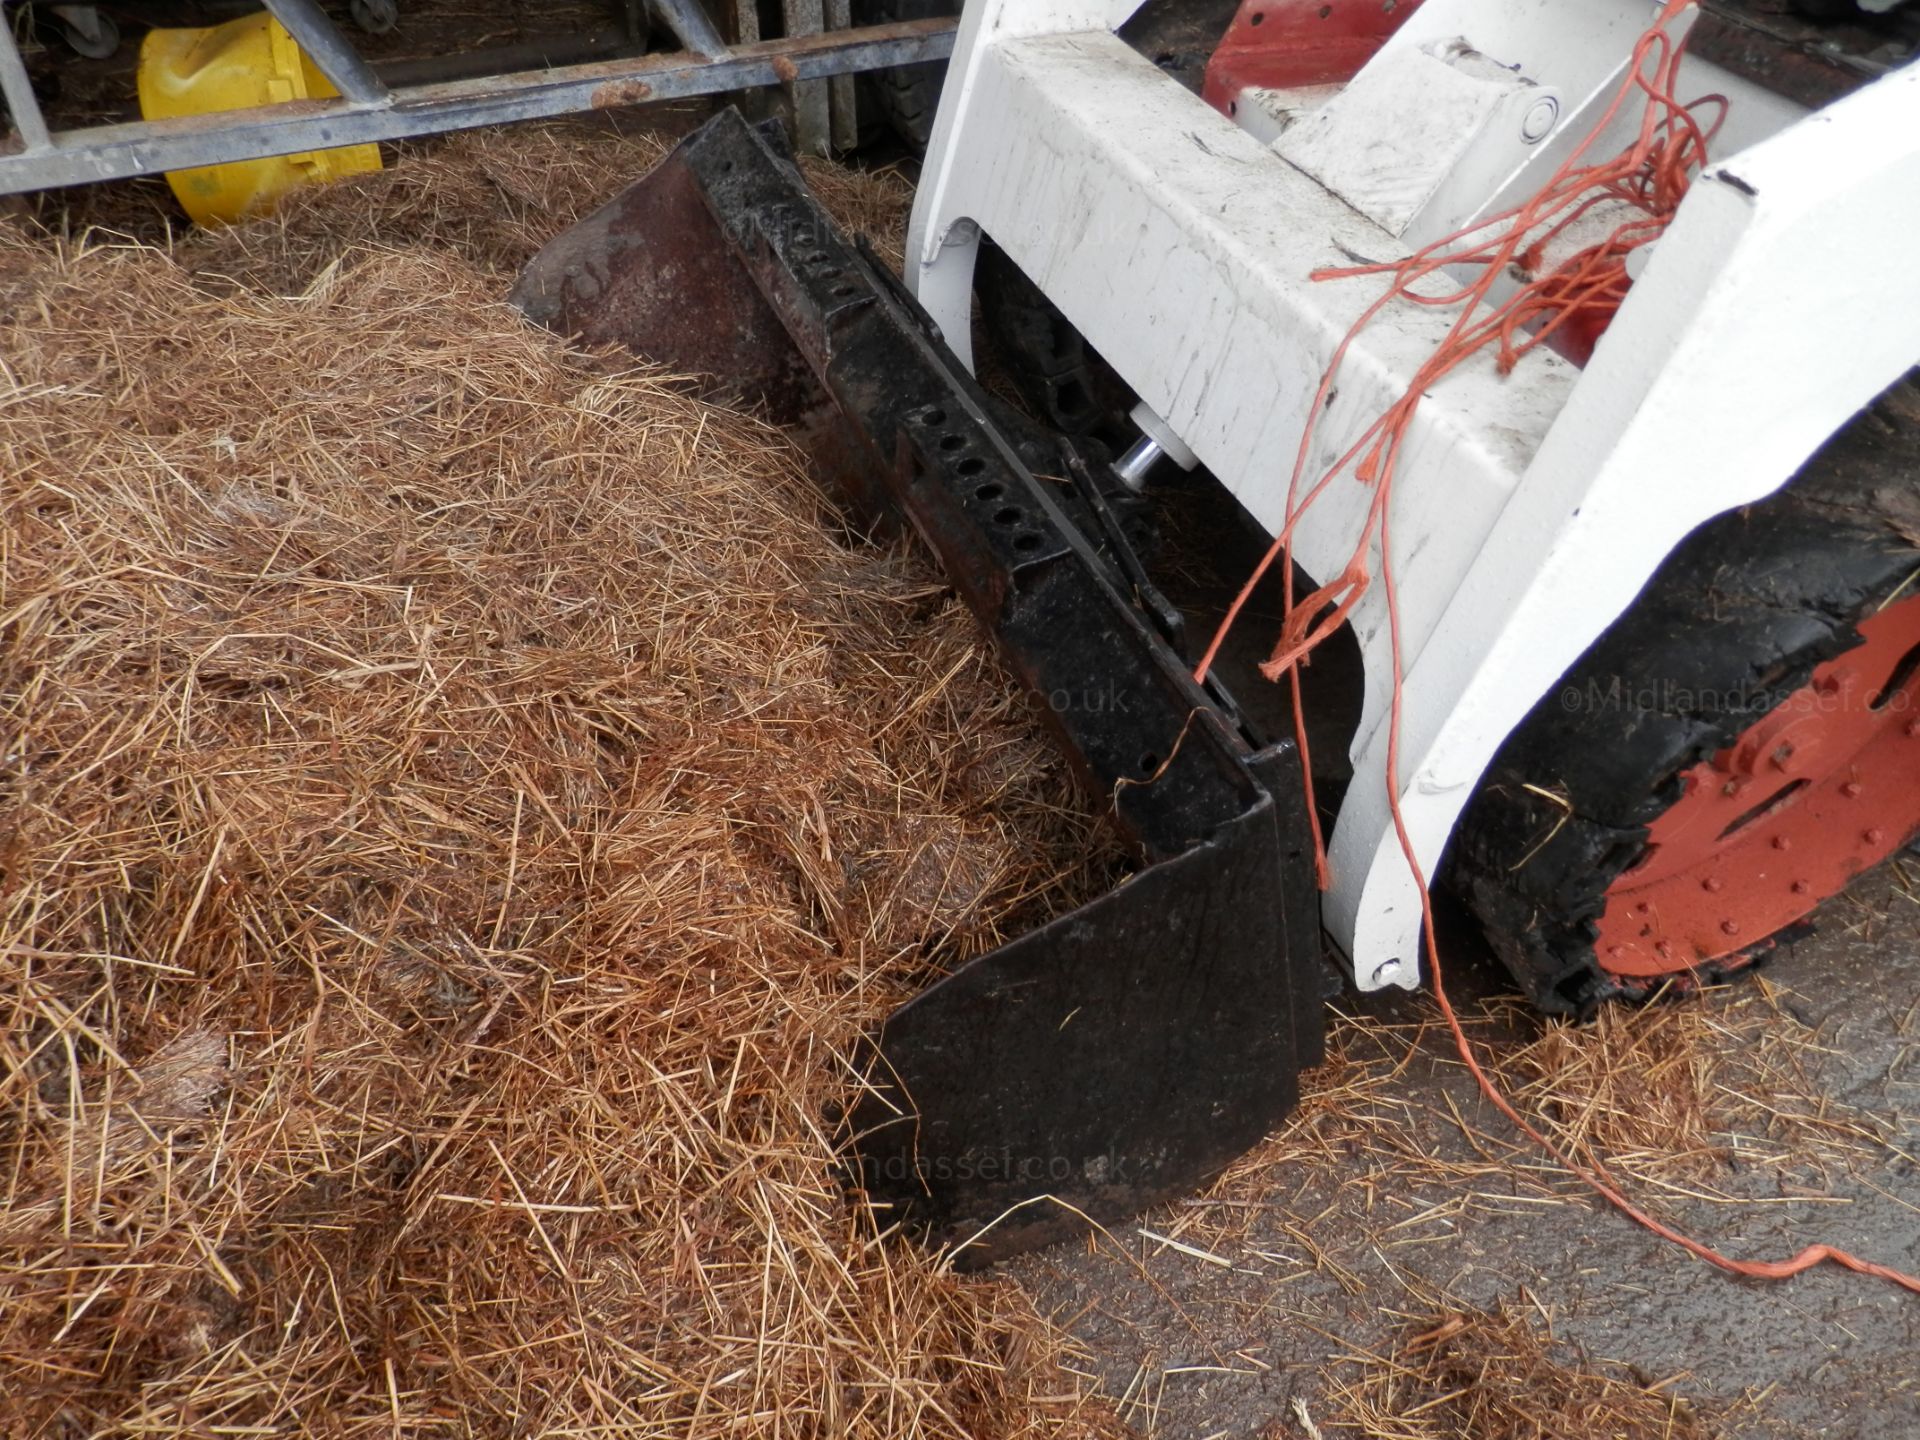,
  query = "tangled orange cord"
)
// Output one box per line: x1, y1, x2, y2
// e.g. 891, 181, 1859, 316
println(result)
1197, 4, 1920, 1296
